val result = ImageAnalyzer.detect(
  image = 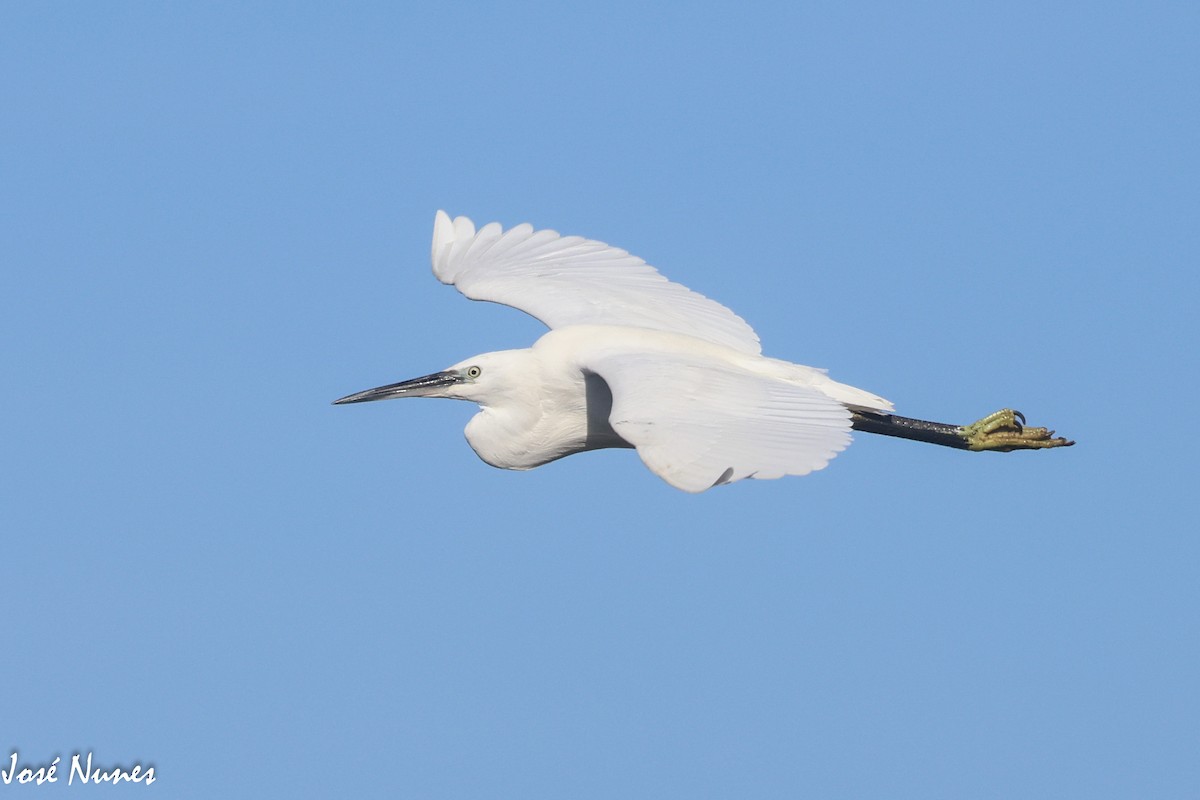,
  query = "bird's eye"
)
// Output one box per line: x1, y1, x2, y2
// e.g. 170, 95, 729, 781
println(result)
466, 366, 482, 379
